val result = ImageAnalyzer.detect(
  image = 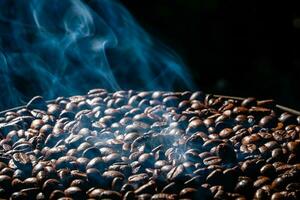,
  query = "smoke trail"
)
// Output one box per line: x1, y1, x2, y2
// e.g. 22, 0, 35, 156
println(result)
0, 0, 195, 110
